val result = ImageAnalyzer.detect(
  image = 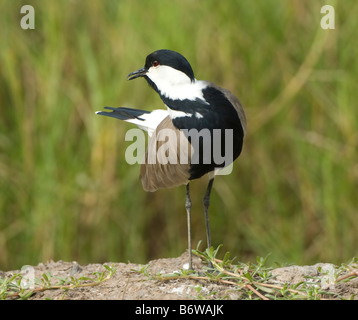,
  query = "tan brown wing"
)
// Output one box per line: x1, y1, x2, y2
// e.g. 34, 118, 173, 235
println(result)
140, 116, 192, 192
